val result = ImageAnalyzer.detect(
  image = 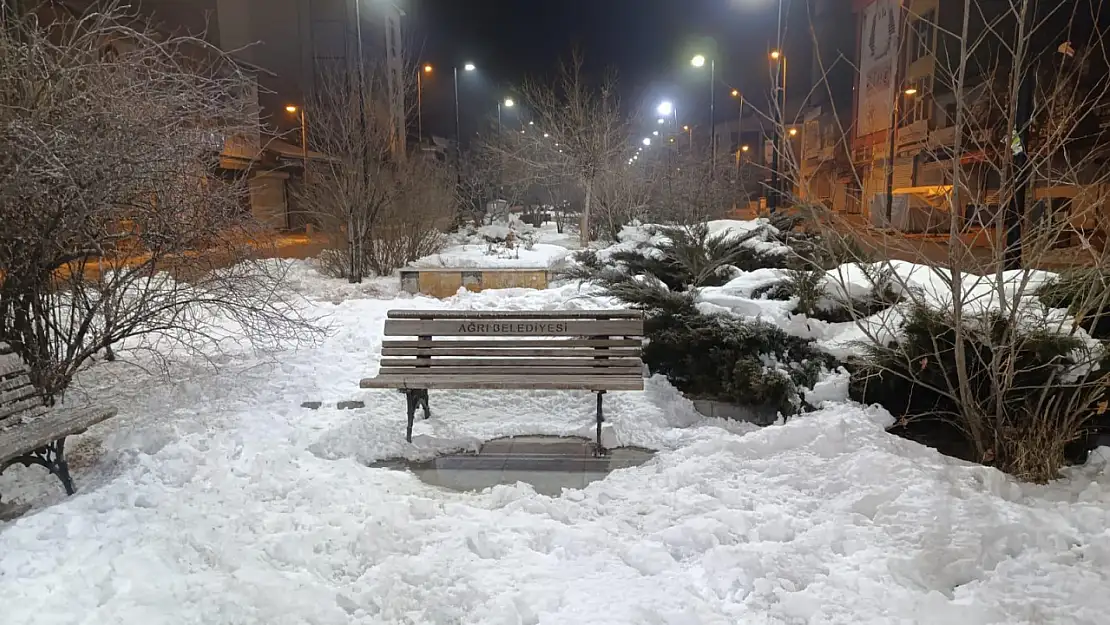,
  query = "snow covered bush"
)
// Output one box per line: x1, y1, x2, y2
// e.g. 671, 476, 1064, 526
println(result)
752, 264, 901, 323
1037, 269, 1110, 339
646, 307, 837, 416
850, 303, 1109, 482
567, 220, 839, 417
